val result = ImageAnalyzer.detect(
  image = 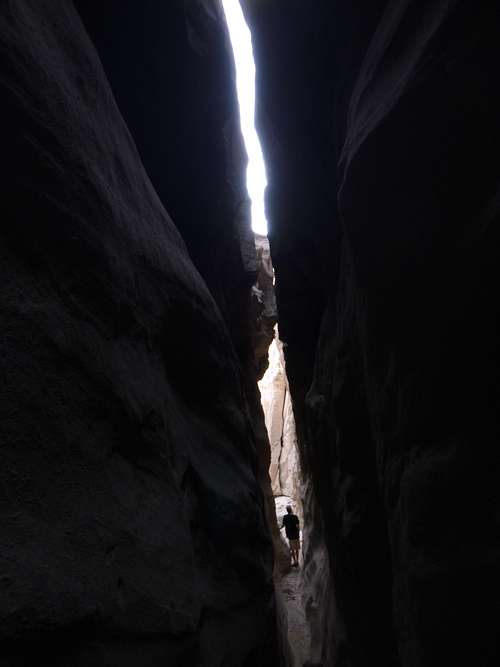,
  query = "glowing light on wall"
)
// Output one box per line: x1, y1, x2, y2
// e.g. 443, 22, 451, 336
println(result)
222, 0, 268, 236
